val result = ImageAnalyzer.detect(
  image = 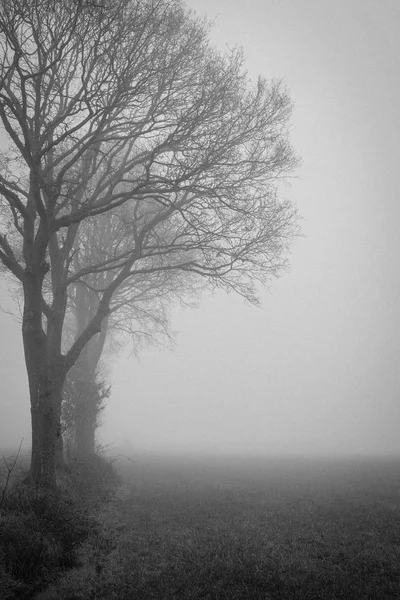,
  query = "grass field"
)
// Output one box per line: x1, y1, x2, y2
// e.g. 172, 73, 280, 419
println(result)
85, 453, 400, 599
